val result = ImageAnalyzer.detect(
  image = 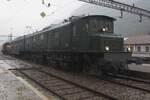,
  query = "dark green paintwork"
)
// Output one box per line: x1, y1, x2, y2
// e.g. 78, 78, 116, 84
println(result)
8, 15, 124, 53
